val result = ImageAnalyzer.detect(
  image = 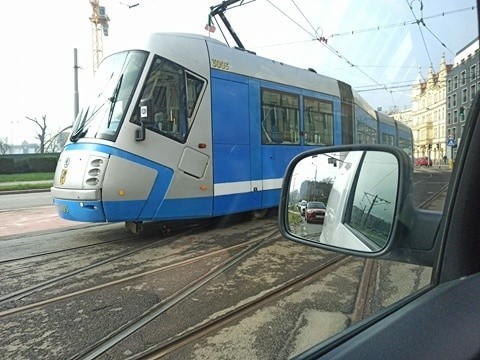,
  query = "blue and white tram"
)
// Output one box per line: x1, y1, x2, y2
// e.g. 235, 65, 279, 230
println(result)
353, 91, 414, 158
395, 120, 414, 160
51, 32, 411, 227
